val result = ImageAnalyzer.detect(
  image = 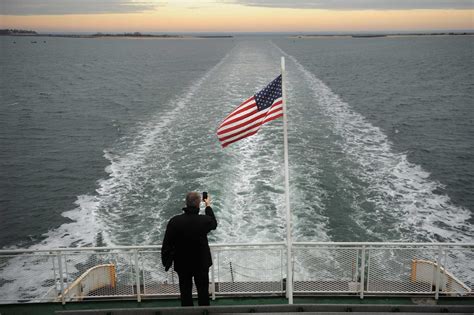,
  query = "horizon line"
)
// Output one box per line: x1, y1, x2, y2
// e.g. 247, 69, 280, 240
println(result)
3, 29, 474, 35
